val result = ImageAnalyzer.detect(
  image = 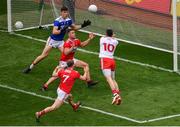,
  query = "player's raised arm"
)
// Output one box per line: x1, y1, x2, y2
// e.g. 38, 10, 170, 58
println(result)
70, 24, 81, 30
70, 20, 91, 30
80, 33, 95, 47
